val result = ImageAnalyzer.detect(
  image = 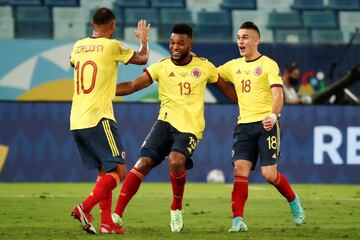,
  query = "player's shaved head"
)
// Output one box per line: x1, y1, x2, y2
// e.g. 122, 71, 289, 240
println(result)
93, 7, 115, 25
240, 21, 260, 38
